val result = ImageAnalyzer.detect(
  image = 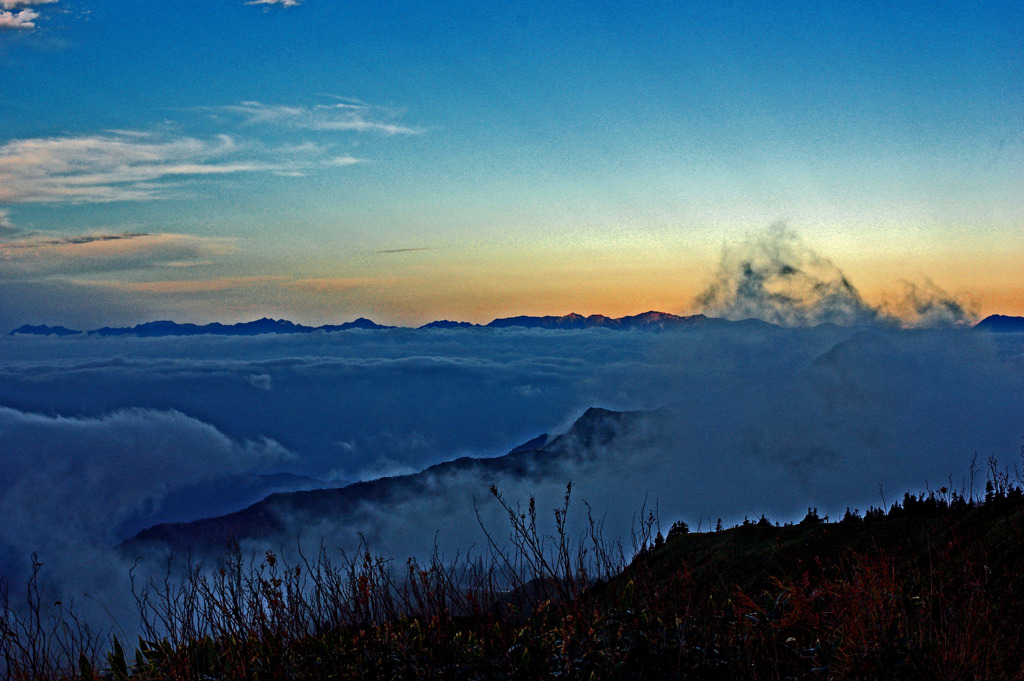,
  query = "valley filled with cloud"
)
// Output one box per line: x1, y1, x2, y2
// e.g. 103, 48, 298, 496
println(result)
2, 314, 1023, 631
